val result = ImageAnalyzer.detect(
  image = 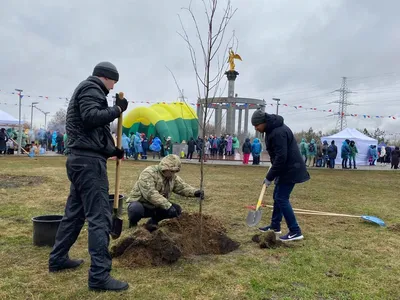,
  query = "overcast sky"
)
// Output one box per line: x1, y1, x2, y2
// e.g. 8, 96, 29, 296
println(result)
1, 0, 400, 137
